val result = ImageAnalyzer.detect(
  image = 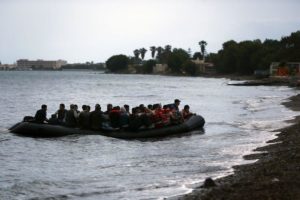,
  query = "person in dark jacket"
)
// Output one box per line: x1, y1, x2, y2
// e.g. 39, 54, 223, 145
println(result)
124, 104, 130, 114
55, 103, 67, 124
169, 99, 181, 111
90, 104, 104, 130
65, 104, 77, 127
34, 104, 48, 123
78, 105, 90, 129
104, 103, 113, 115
